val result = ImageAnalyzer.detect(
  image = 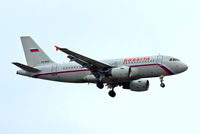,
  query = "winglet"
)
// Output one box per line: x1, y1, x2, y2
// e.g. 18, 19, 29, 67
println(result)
55, 46, 60, 51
